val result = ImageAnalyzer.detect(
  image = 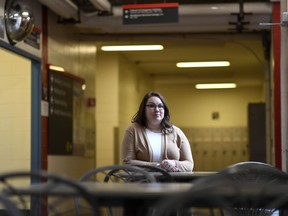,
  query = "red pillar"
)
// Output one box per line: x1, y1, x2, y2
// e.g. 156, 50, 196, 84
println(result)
41, 6, 48, 171
272, 2, 282, 169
